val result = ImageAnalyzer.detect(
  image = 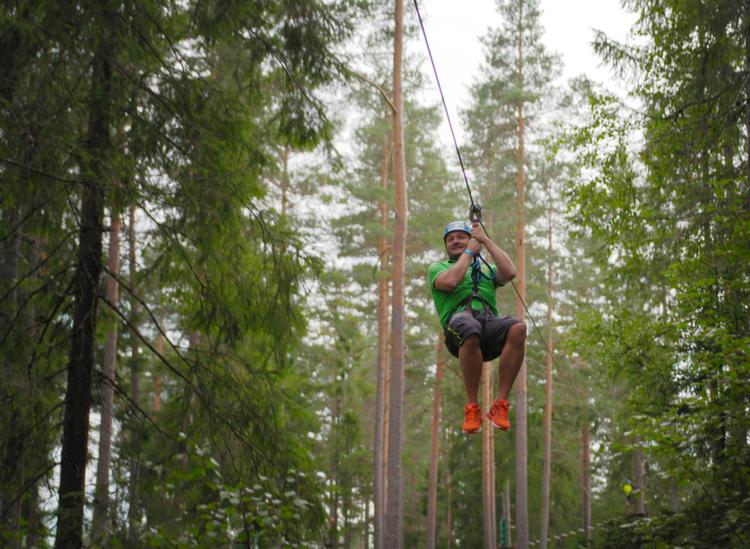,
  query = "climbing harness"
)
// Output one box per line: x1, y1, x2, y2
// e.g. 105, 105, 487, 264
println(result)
464, 254, 494, 312
413, 0, 561, 369
460, 203, 494, 312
